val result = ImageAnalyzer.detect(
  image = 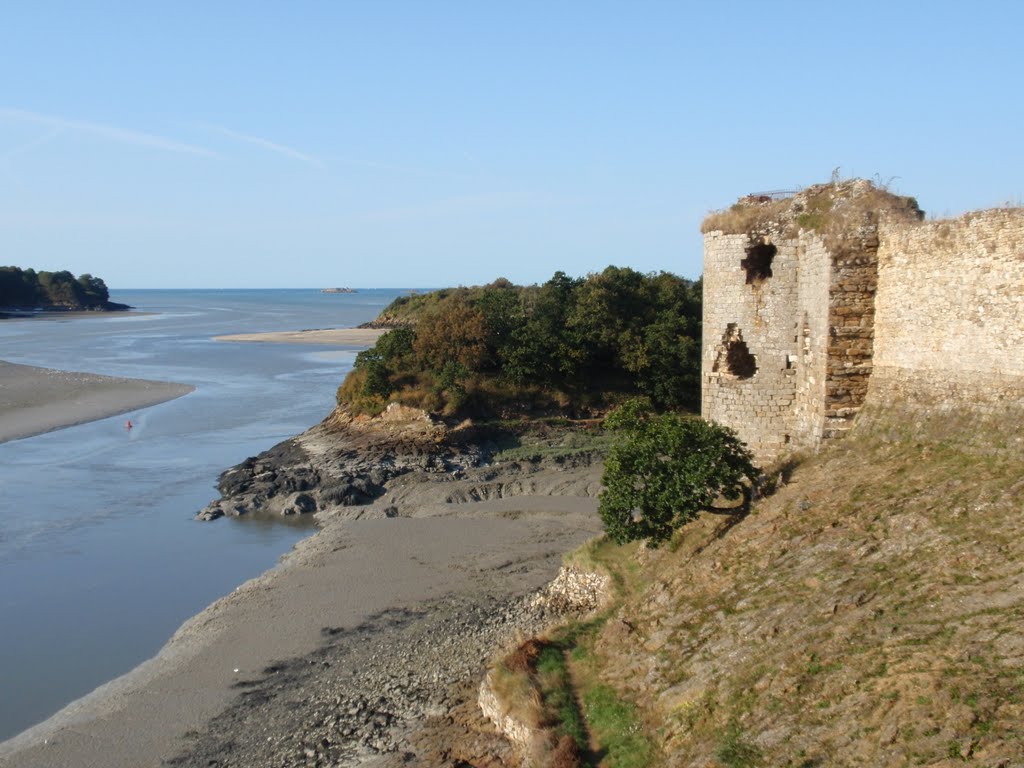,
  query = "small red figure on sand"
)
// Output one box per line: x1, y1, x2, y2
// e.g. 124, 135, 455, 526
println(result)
125, 419, 133, 430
